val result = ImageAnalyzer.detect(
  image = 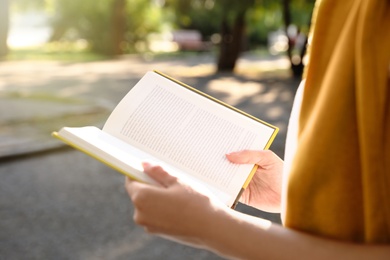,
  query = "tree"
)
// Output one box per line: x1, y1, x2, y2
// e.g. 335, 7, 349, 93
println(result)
49, 0, 126, 55
282, 0, 314, 78
166, 0, 314, 76
0, 0, 9, 58
165, 0, 256, 72
48, 0, 163, 55
217, 1, 254, 71
111, 0, 126, 55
